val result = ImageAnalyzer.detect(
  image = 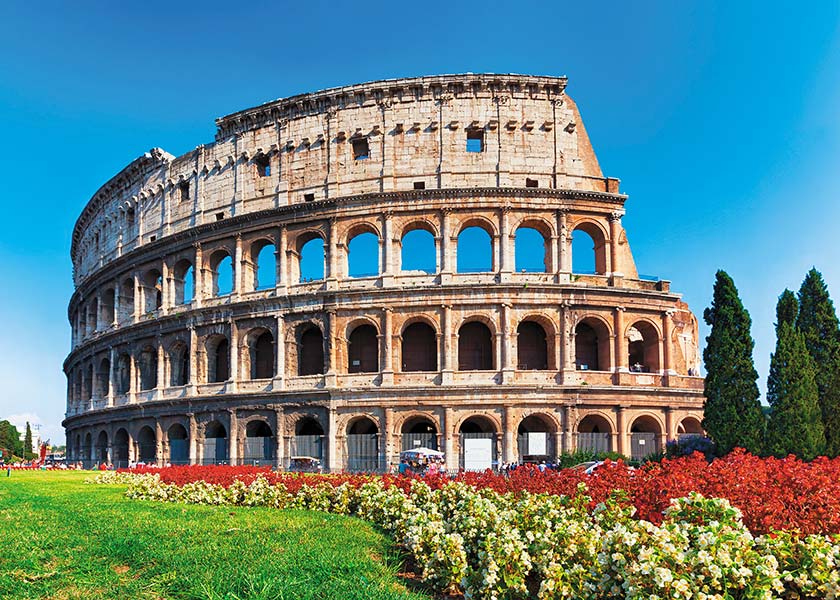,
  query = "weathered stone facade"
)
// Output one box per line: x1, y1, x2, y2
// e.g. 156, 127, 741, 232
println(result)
64, 74, 704, 470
